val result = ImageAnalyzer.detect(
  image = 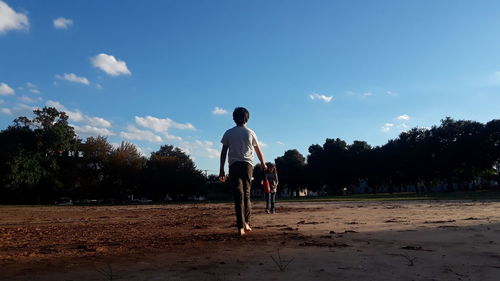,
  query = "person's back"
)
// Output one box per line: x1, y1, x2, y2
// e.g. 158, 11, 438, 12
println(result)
219, 107, 267, 236
222, 126, 258, 166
